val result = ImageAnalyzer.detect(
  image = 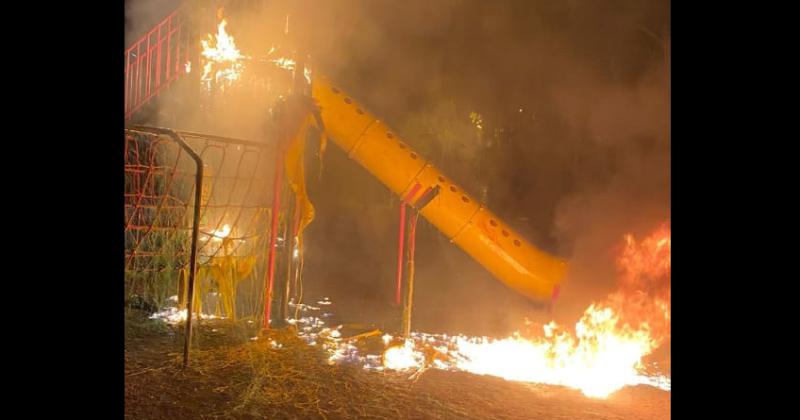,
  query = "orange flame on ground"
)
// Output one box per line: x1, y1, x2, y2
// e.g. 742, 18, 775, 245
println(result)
382, 223, 671, 398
